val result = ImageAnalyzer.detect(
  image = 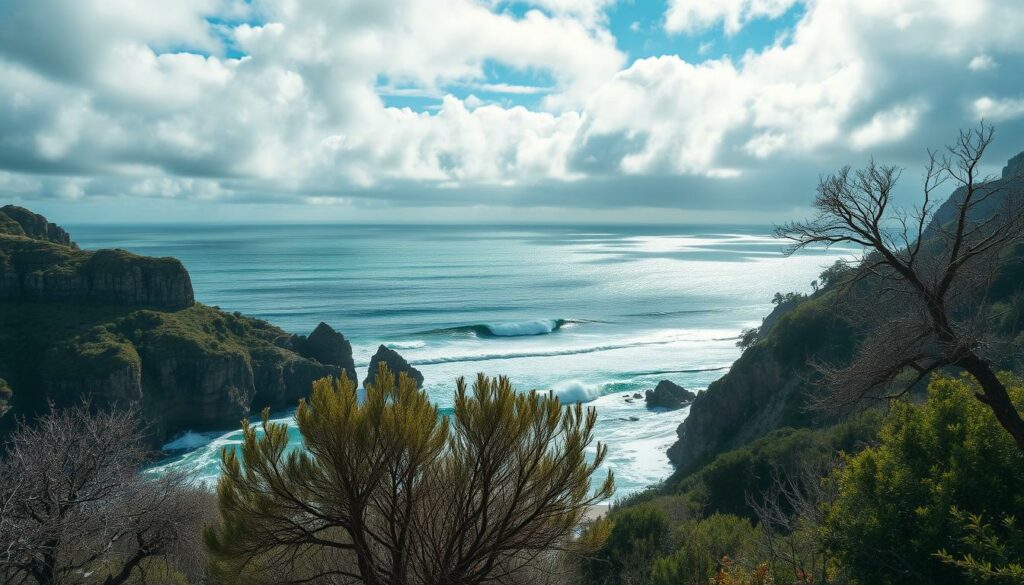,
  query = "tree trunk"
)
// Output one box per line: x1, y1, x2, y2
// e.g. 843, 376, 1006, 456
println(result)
959, 352, 1024, 450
